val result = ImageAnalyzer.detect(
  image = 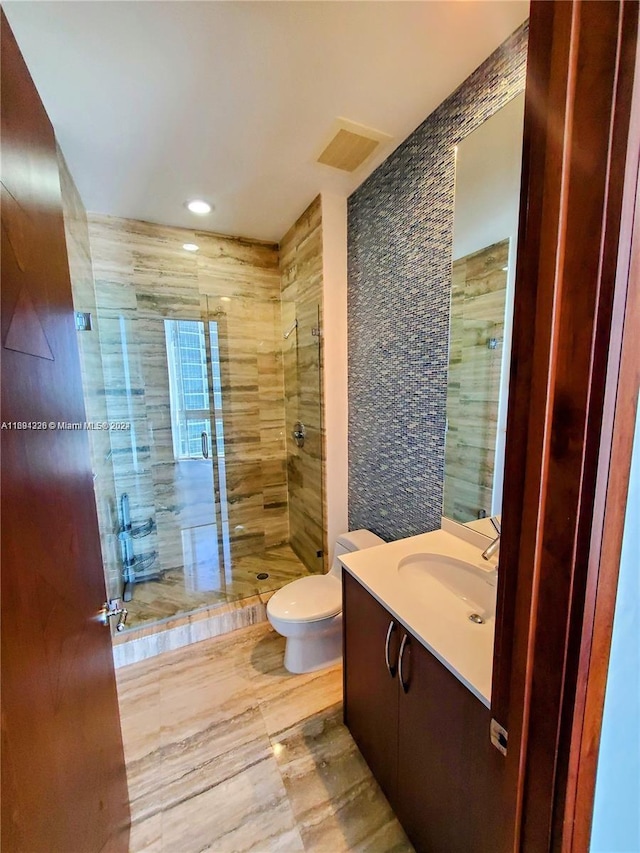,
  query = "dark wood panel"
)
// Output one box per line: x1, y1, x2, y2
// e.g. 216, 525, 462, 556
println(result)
1, 12, 130, 851
396, 632, 505, 853
489, 0, 558, 734
562, 7, 640, 848
492, 1, 639, 848
343, 572, 400, 805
